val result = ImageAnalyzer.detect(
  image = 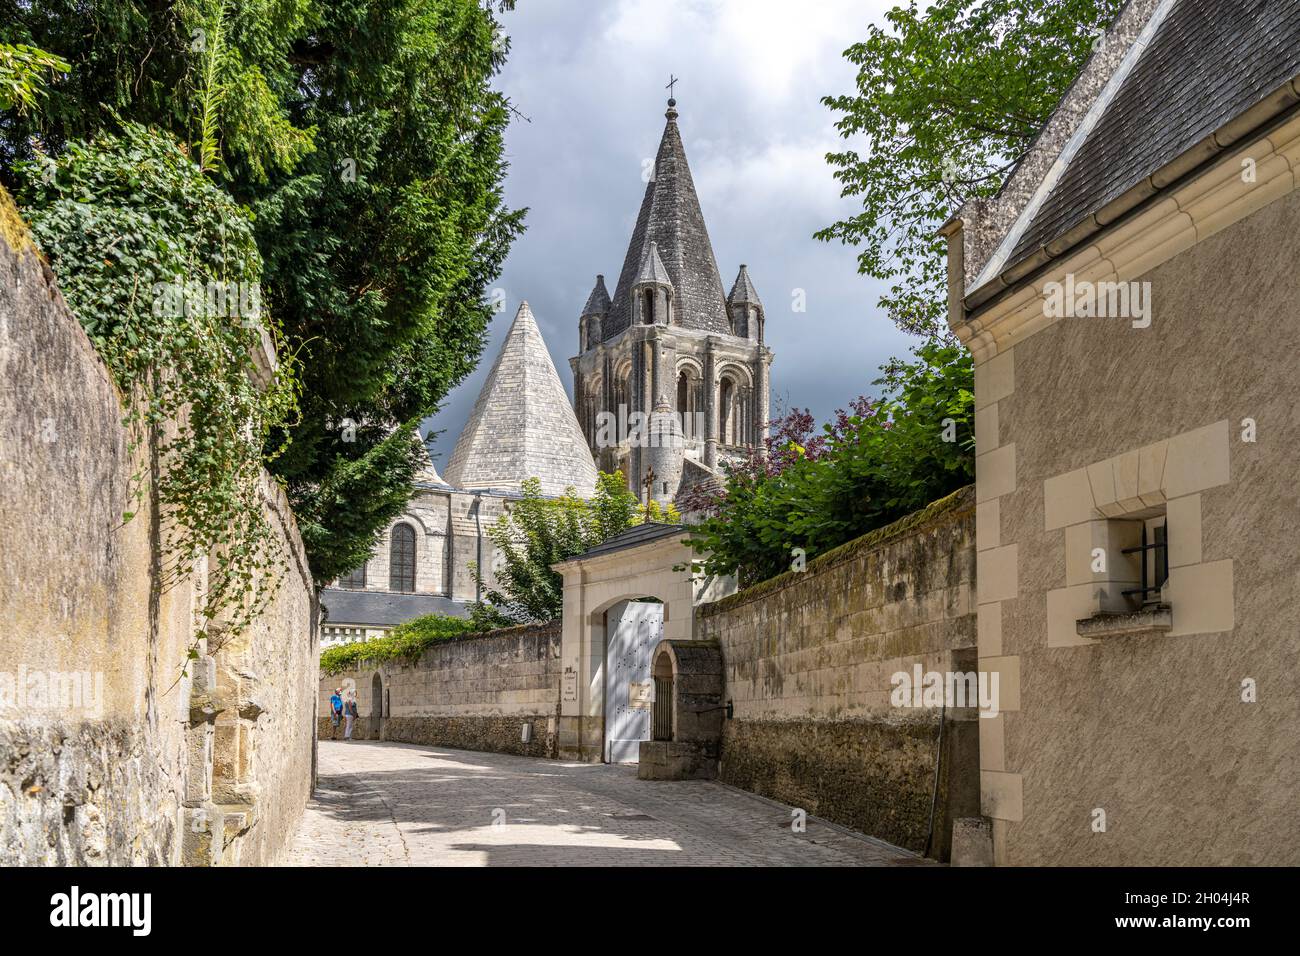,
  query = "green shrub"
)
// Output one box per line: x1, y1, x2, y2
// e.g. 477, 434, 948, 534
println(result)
685, 340, 974, 587
319, 613, 482, 675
